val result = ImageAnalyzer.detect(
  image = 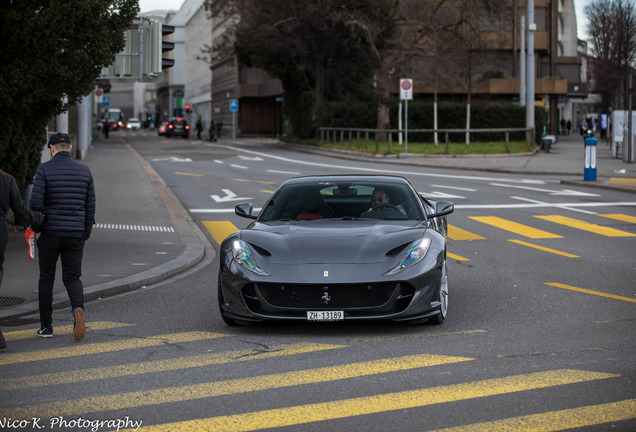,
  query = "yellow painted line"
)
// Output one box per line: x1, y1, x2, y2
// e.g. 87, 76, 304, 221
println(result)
508, 239, 579, 258
234, 178, 276, 185
536, 215, 636, 237
0, 332, 229, 366
470, 216, 562, 239
1, 353, 474, 419
598, 213, 636, 224
3, 321, 132, 342
174, 171, 203, 177
609, 177, 636, 185
115, 369, 617, 432
260, 189, 275, 194
448, 224, 486, 240
544, 283, 636, 304
432, 399, 636, 432
0, 343, 346, 391
202, 221, 238, 244
448, 252, 470, 262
